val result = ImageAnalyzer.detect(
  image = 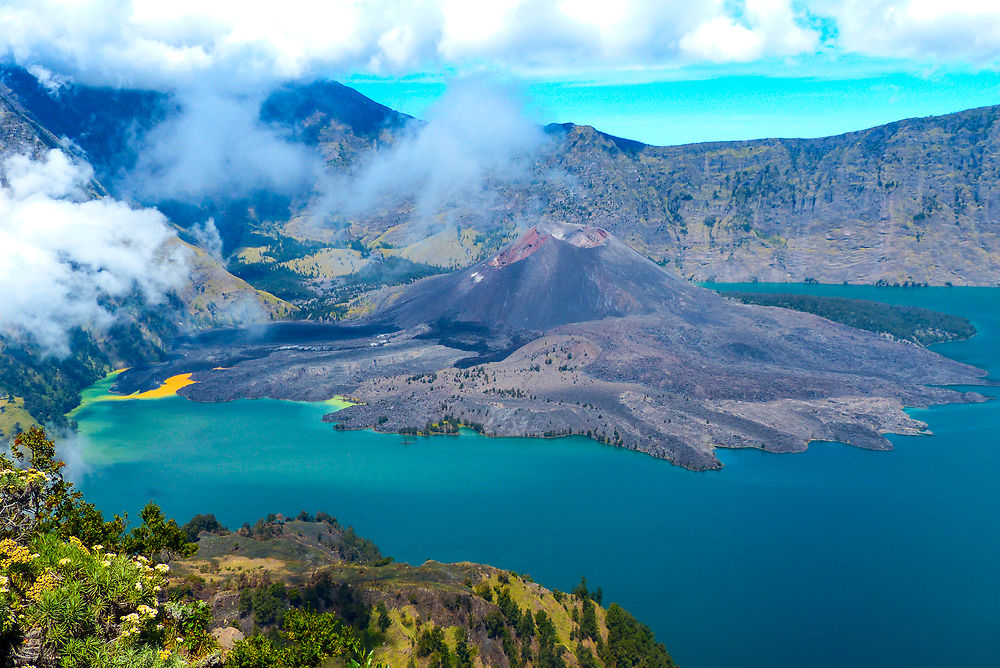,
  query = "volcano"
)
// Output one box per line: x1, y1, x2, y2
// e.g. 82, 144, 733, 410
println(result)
374, 223, 700, 334
127, 224, 988, 470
